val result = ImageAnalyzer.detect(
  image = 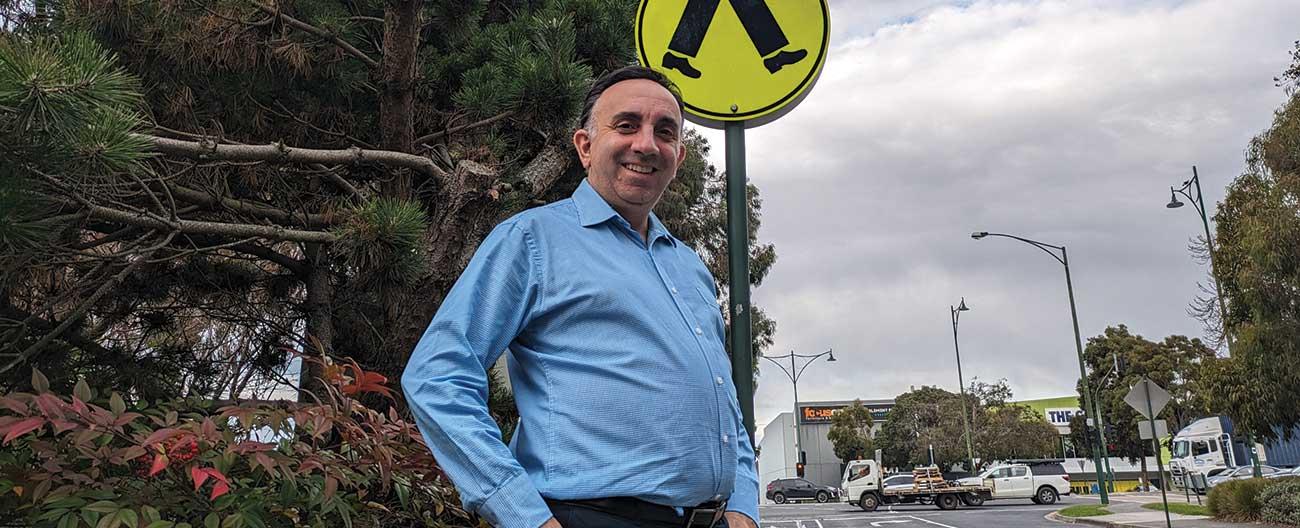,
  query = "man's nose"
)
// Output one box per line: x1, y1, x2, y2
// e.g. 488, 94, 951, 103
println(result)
630, 126, 658, 156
